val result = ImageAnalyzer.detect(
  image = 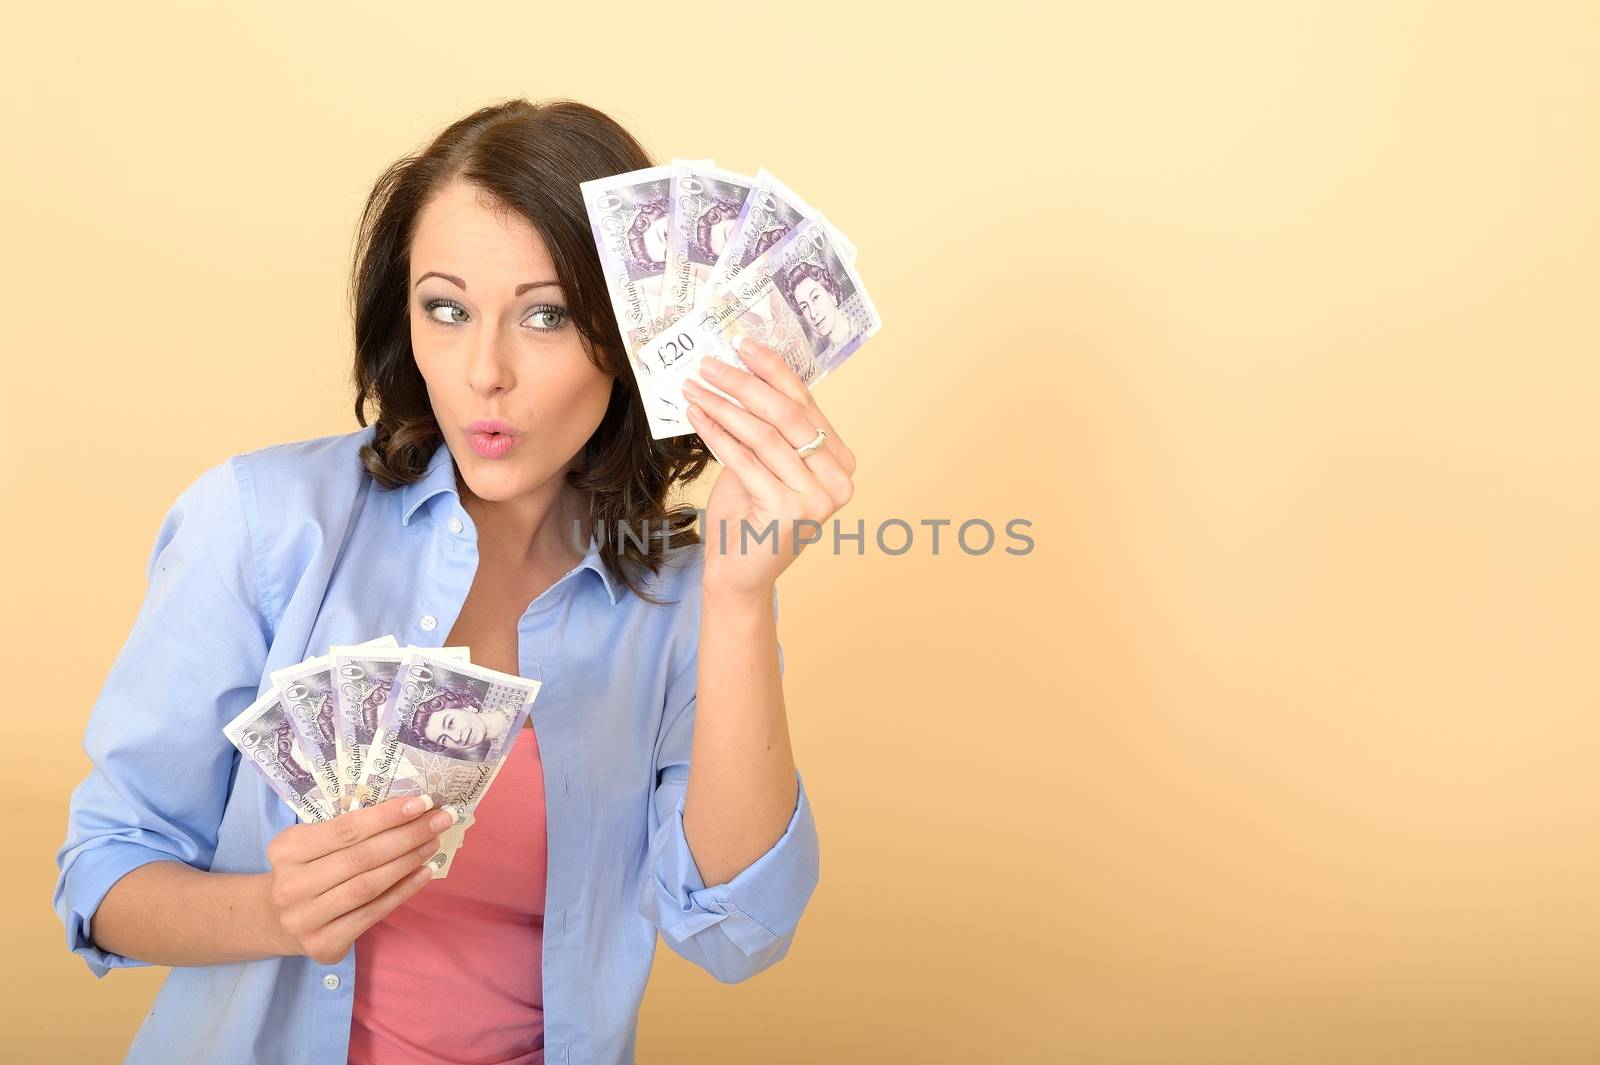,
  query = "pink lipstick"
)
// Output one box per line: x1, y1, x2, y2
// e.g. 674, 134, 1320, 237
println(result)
466, 419, 521, 459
